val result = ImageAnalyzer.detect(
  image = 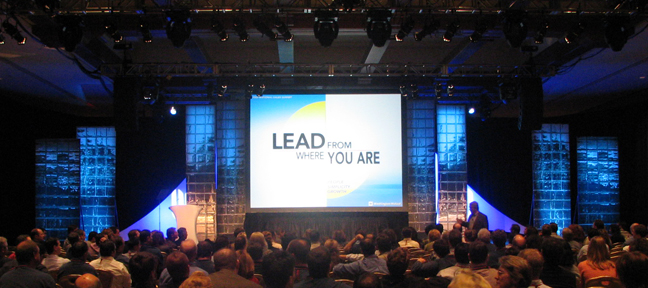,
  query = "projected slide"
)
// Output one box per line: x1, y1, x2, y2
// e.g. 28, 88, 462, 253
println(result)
250, 94, 403, 209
